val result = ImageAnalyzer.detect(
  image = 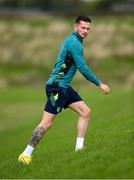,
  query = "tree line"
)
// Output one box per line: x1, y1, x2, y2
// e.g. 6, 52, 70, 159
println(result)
0, 0, 134, 15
